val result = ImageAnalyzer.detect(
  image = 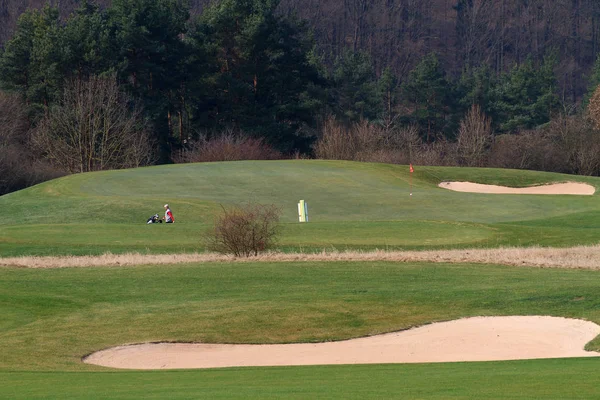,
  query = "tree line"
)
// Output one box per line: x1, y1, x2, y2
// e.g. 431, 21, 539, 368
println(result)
2, 0, 600, 101
2, 0, 600, 195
